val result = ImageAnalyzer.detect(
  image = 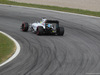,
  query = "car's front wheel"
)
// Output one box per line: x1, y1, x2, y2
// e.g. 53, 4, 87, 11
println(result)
21, 22, 29, 32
